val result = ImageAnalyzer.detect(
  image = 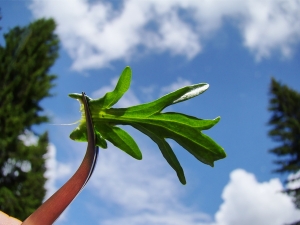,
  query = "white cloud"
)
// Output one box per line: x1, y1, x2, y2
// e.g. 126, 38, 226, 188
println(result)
212, 169, 300, 225
287, 171, 300, 190
29, 0, 300, 71
29, 0, 199, 71
18, 130, 39, 146
240, 0, 300, 60
142, 9, 201, 59
101, 211, 210, 225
